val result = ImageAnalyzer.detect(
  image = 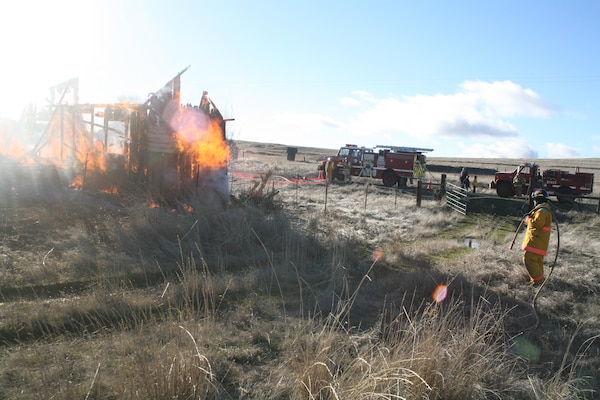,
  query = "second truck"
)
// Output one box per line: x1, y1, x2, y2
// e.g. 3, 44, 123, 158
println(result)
492, 162, 594, 202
